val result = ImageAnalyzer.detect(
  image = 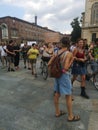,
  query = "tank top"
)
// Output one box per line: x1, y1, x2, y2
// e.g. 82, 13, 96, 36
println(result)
76, 50, 85, 59
75, 50, 85, 66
